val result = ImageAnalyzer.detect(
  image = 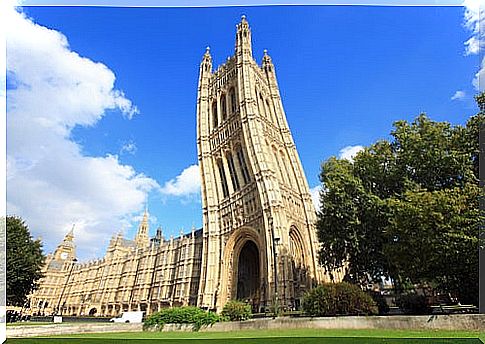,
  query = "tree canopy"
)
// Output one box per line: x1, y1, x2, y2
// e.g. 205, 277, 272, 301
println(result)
7, 216, 45, 307
316, 99, 482, 305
